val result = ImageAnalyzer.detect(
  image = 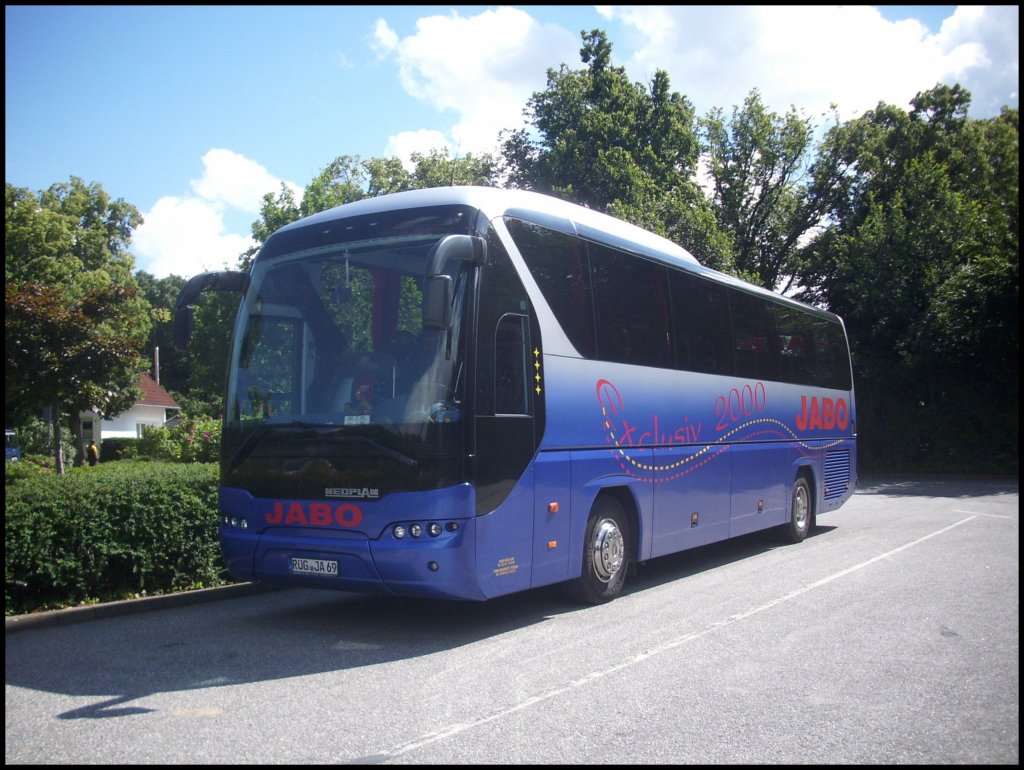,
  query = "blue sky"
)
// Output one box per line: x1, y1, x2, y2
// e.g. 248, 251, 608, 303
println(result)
5, 5, 1018, 279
